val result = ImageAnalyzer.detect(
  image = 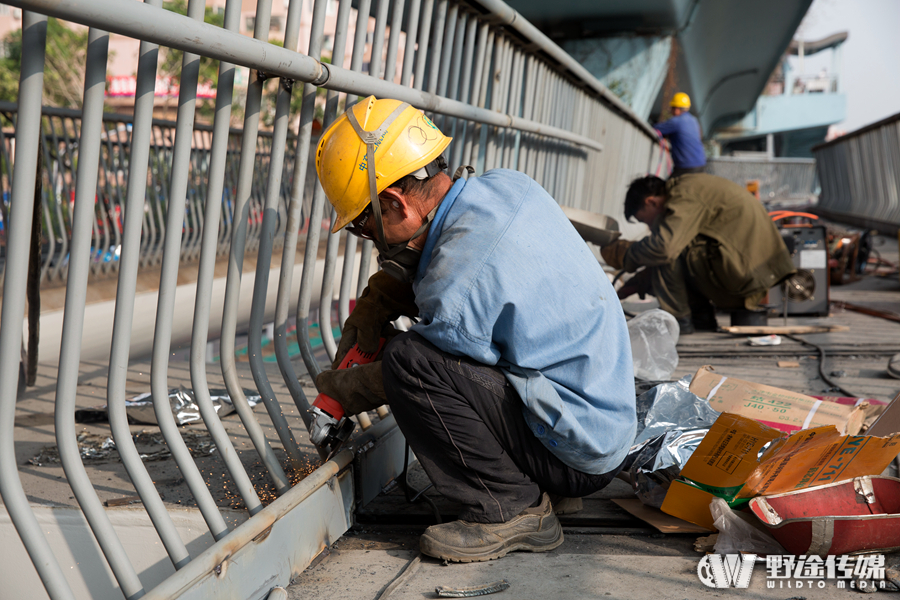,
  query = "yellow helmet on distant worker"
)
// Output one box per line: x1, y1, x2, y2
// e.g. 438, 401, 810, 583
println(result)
315, 96, 452, 234
670, 92, 691, 109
